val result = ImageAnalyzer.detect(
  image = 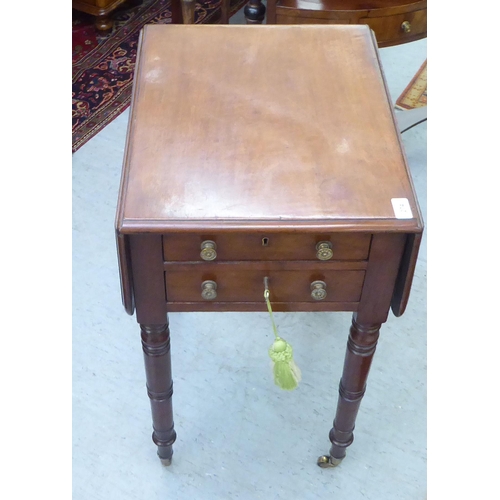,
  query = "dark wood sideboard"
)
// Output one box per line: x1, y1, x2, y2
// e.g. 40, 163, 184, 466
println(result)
72, 0, 132, 32
245, 0, 427, 47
